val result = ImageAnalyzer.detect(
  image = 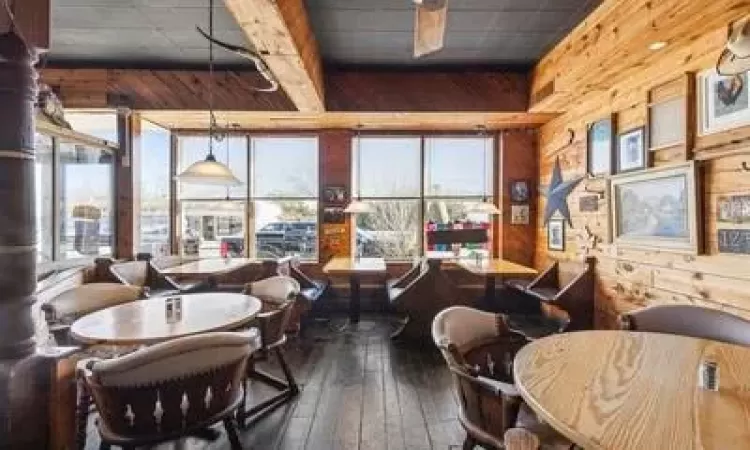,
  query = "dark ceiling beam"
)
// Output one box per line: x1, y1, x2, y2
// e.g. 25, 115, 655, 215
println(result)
223, 0, 325, 112
1, 0, 50, 50
40, 67, 532, 114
